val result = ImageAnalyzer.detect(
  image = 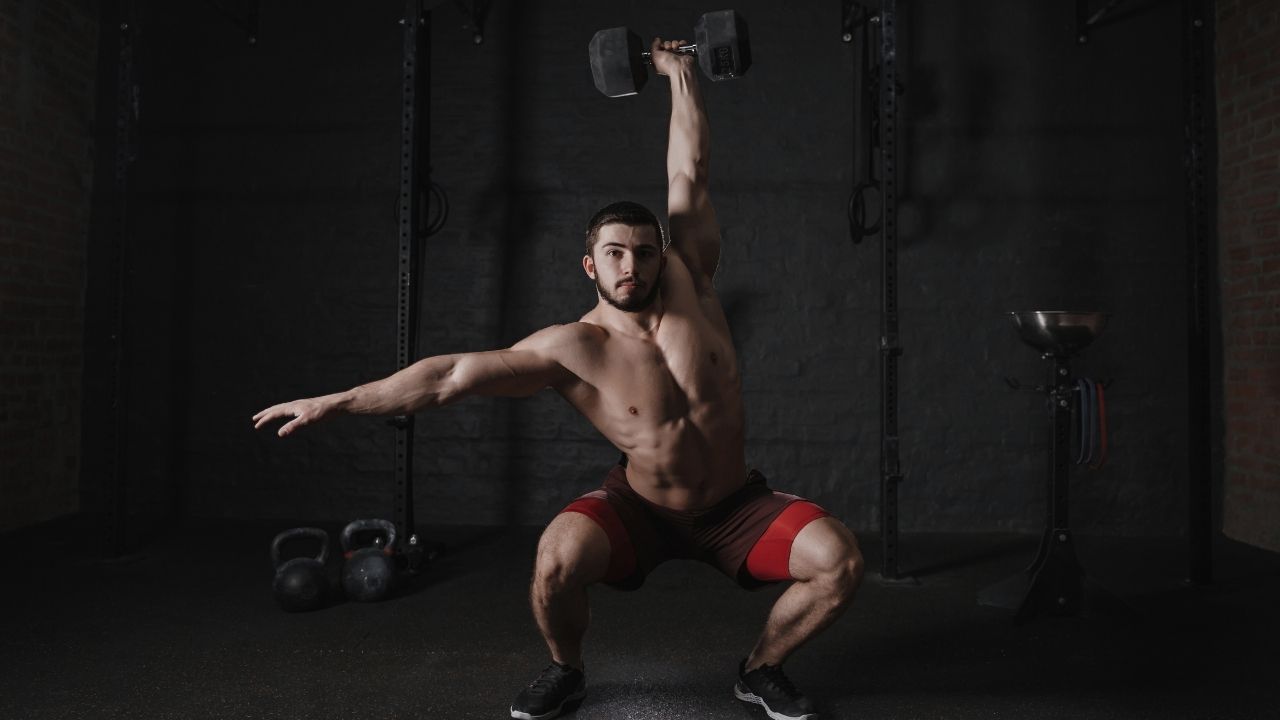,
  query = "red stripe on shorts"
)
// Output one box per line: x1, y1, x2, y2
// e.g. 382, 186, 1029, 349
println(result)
561, 496, 636, 584
744, 501, 830, 583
